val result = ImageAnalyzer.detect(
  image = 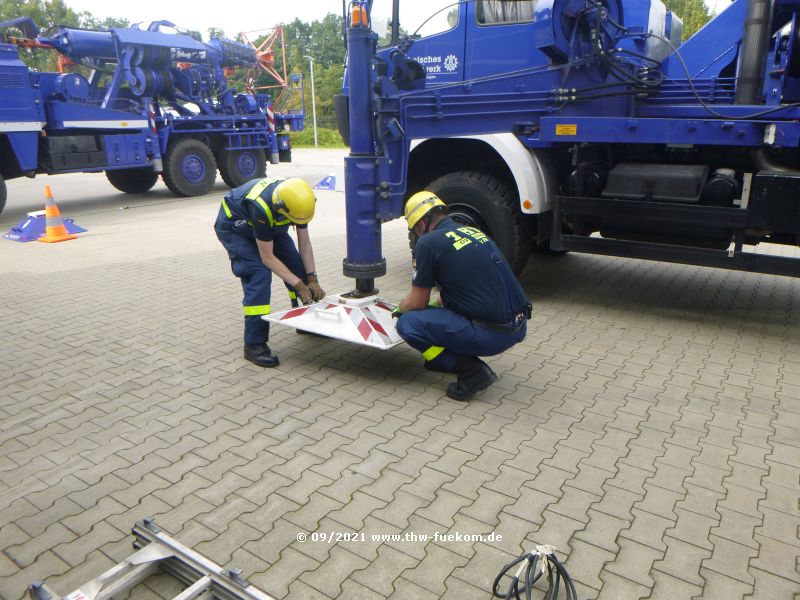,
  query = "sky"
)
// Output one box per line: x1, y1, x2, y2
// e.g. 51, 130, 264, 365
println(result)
67, 1, 348, 37
64, 0, 732, 40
